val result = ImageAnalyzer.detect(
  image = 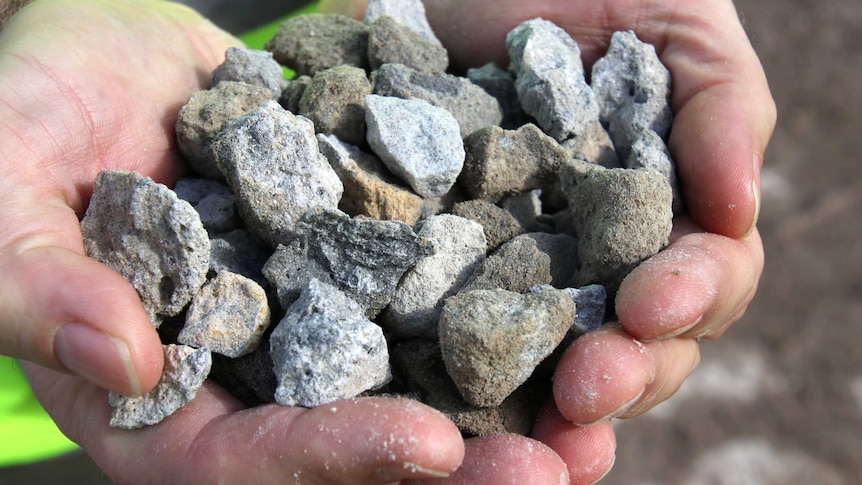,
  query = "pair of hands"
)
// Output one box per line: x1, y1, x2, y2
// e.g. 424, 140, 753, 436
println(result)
0, 0, 774, 483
